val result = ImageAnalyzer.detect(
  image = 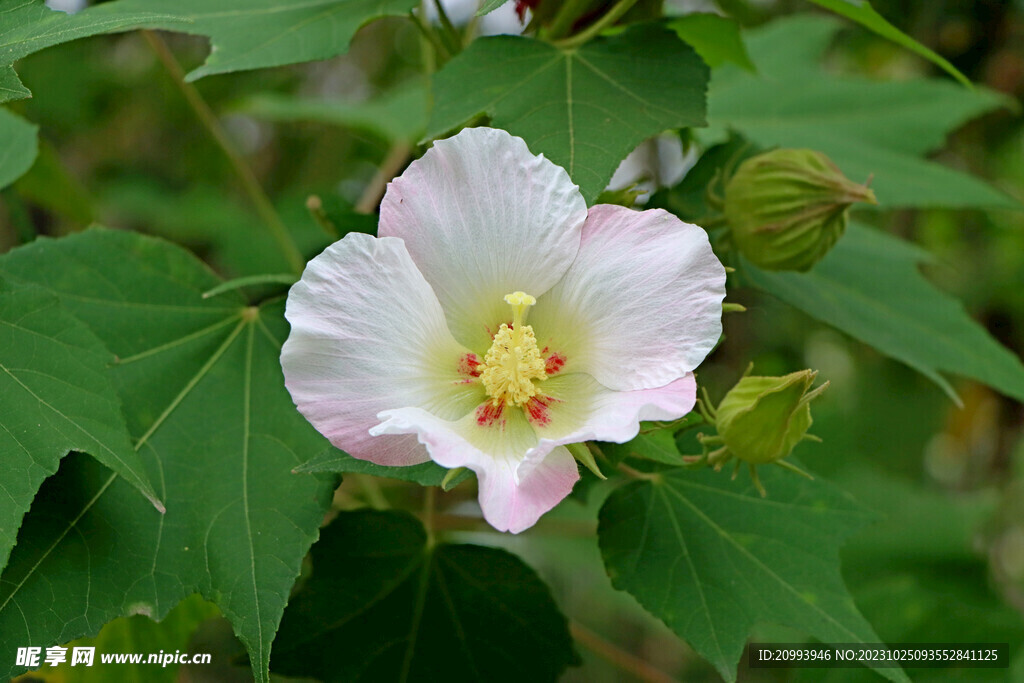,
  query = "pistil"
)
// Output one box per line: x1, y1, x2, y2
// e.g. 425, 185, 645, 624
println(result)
480, 291, 548, 407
